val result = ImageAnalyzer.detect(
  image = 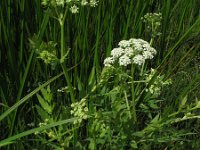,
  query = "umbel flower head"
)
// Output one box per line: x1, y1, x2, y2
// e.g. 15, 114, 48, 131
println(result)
104, 38, 157, 67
